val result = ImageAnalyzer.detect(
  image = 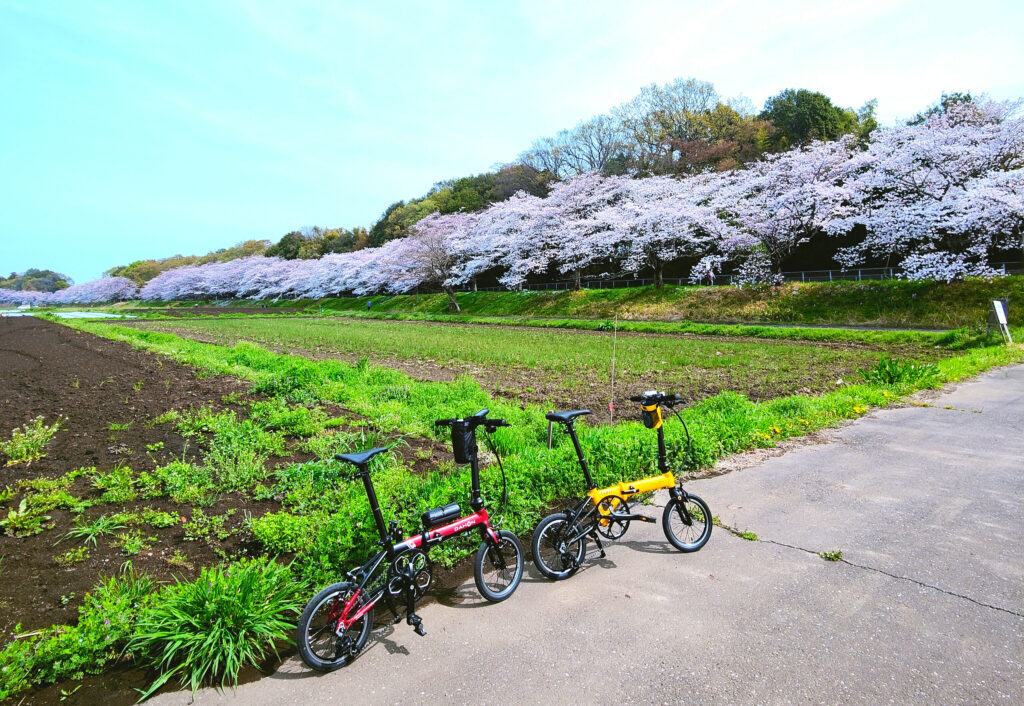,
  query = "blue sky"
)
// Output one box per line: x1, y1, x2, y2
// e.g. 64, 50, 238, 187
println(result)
2, 0, 1022, 284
